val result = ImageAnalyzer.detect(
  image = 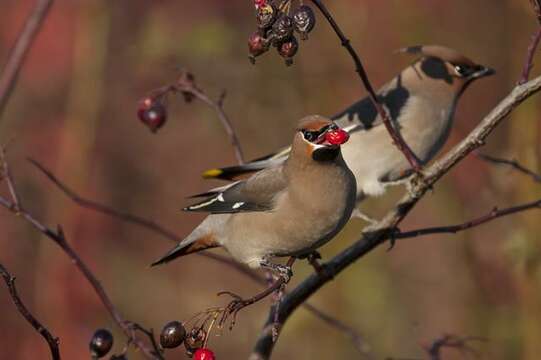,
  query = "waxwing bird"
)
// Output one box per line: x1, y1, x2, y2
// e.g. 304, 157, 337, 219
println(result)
152, 116, 356, 277
202, 45, 494, 204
